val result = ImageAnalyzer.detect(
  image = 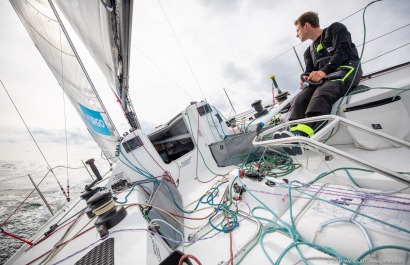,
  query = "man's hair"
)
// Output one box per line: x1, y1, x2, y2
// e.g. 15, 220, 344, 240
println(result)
294, 11, 320, 28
